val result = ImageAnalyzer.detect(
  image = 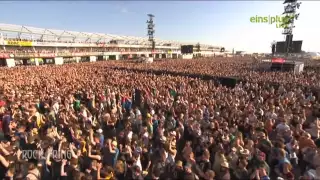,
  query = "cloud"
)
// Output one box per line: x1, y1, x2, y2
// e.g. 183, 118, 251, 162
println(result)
120, 8, 128, 14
